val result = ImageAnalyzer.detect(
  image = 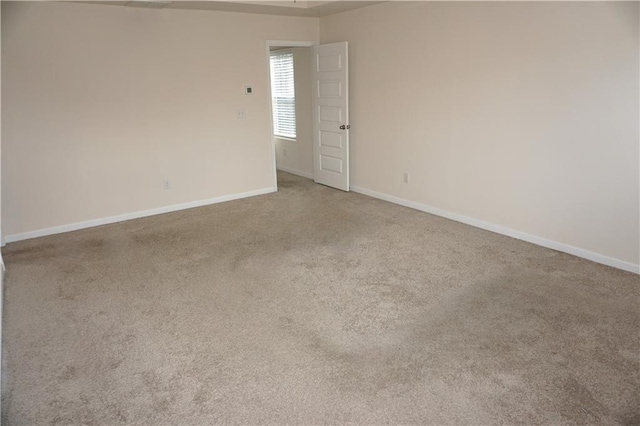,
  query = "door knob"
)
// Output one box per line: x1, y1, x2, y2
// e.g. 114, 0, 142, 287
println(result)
339, 125, 351, 130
